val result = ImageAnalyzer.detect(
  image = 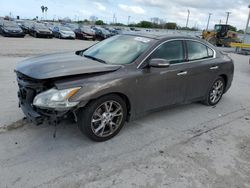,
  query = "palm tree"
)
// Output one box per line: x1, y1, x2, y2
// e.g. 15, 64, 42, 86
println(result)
41, 5, 45, 20
44, 7, 48, 20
